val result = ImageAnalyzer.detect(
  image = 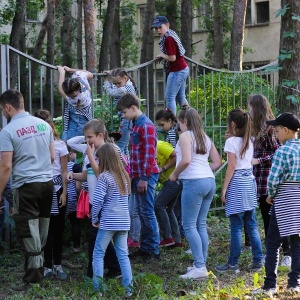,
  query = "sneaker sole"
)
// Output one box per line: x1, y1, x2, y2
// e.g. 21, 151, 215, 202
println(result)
216, 268, 240, 273
159, 242, 175, 247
